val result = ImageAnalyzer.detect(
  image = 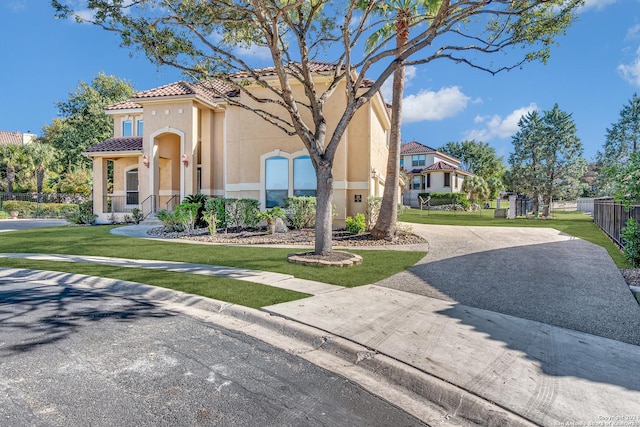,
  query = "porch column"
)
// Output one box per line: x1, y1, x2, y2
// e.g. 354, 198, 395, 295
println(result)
92, 157, 108, 215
